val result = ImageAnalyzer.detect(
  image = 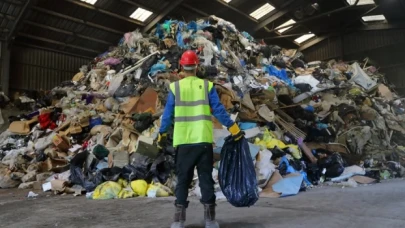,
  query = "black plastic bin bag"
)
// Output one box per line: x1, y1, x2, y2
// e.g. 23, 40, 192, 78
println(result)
218, 136, 259, 207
